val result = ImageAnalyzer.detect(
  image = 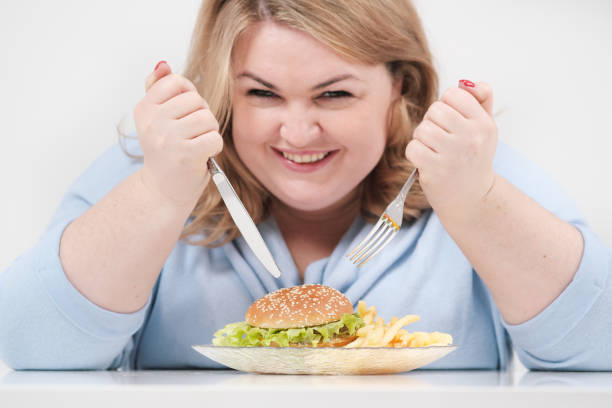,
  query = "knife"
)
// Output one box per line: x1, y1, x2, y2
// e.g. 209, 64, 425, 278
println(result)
207, 157, 282, 278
